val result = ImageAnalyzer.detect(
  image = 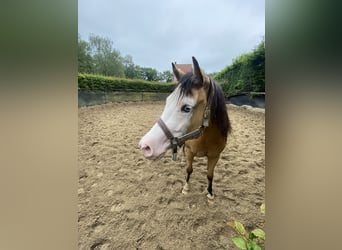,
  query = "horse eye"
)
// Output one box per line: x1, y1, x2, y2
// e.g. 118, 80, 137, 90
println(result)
181, 105, 192, 113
